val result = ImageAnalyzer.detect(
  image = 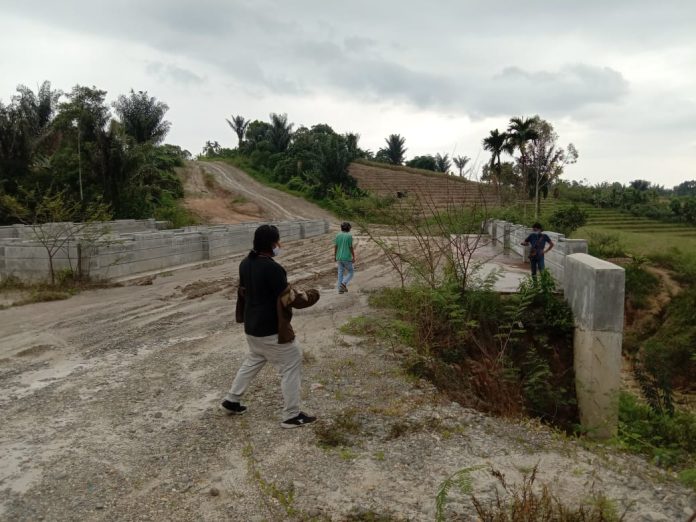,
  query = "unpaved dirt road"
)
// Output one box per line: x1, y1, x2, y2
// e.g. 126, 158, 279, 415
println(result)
1, 168, 694, 521
199, 162, 335, 222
